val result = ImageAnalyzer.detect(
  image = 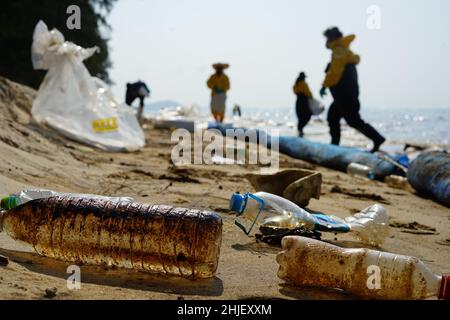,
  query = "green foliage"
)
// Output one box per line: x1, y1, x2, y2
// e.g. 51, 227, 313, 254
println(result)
0, 0, 117, 88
